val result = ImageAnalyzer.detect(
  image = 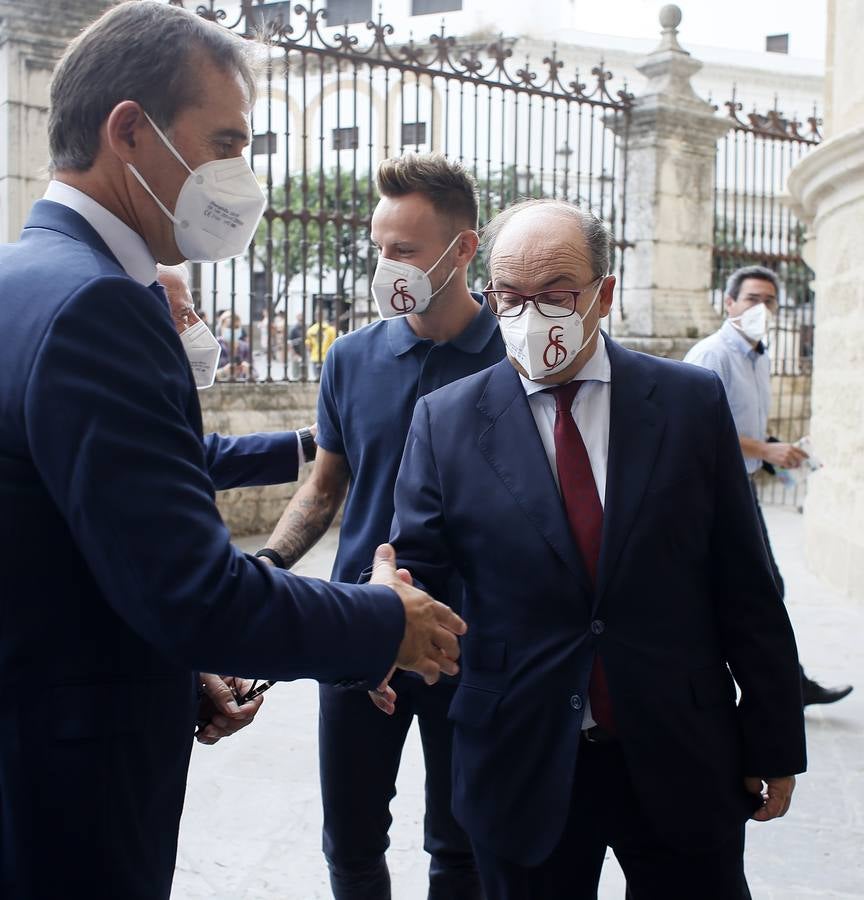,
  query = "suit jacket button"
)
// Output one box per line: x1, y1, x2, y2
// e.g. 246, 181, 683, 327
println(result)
591, 619, 605, 635
570, 694, 583, 710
